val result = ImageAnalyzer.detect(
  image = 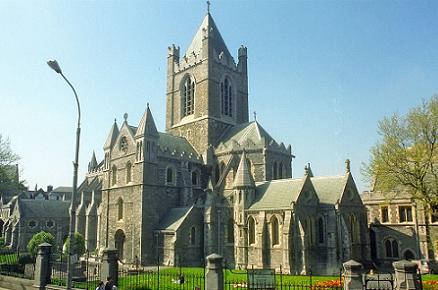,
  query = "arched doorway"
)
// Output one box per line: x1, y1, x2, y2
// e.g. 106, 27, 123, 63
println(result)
114, 229, 125, 260
404, 249, 415, 260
